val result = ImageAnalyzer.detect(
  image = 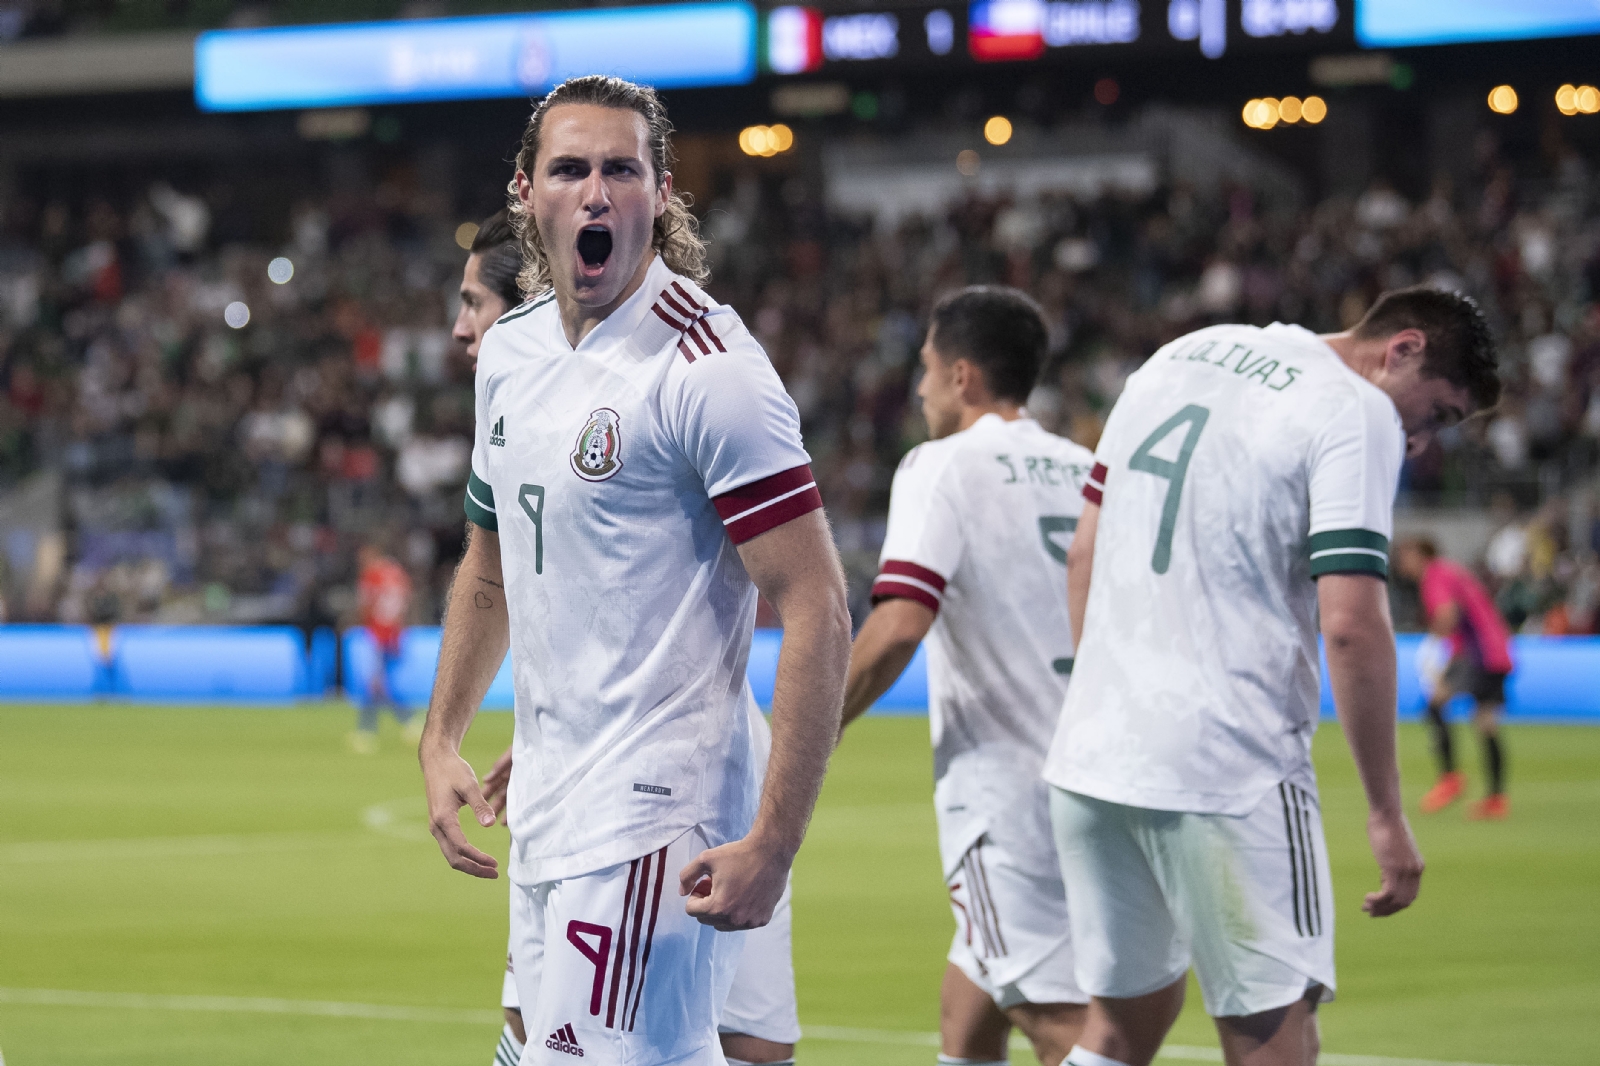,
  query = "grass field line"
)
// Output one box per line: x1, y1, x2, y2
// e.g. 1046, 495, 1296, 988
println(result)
0, 830, 404, 864
0, 989, 1535, 1066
